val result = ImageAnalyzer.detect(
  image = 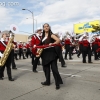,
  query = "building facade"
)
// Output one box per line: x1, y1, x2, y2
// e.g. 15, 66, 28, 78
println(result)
14, 34, 29, 42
